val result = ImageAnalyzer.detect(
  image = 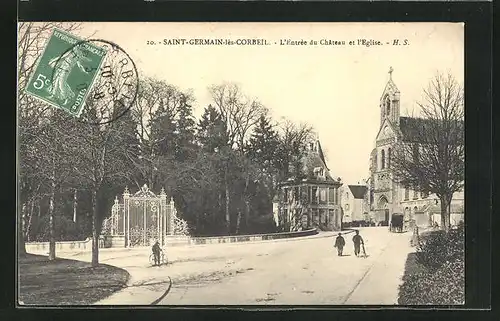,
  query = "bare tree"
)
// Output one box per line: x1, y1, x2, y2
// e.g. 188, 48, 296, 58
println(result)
208, 83, 268, 234
18, 22, 82, 256
276, 118, 315, 181
208, 83, 268, 151
391, 72, 464, 231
